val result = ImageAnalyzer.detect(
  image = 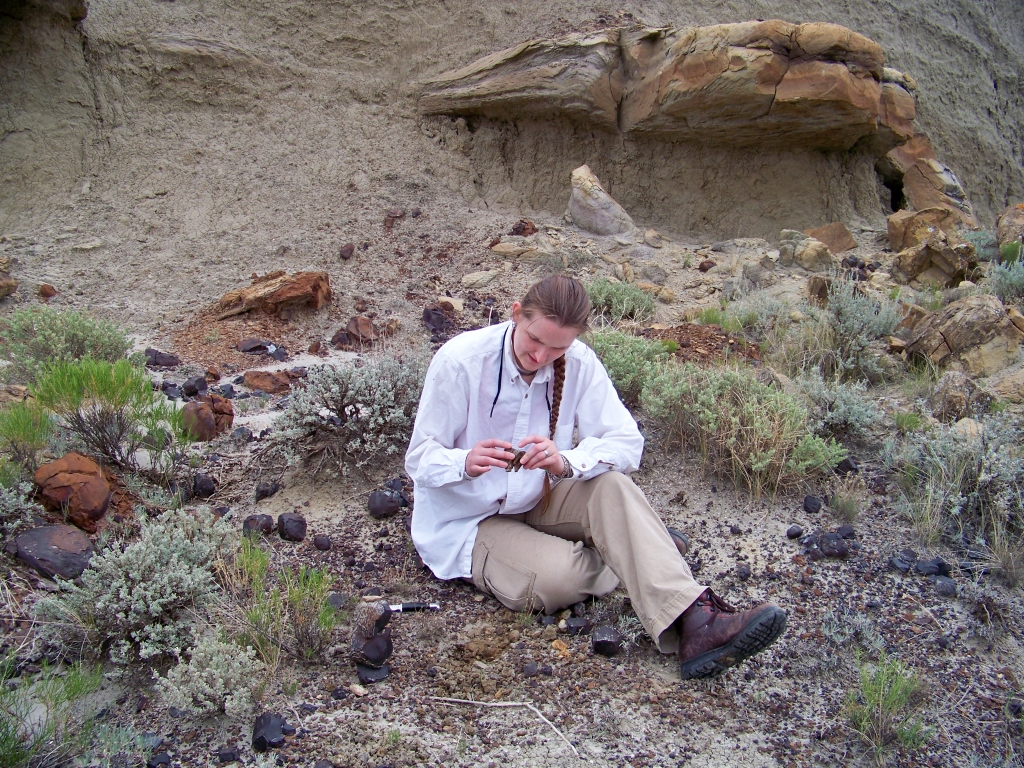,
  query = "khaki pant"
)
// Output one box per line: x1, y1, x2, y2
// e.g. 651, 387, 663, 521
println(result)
471, 471, 706, 653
